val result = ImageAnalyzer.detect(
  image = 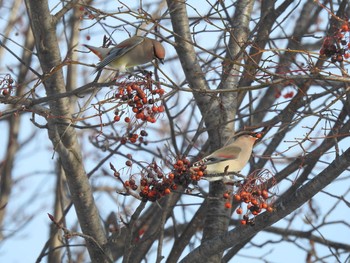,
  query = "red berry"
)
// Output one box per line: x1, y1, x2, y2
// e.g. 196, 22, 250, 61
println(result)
251, 198, 258, 206
341, 23, 349, 32
158, 105, 165, 112
129, 137, 137, 143
135, 112, 144, 119
176, 160, 184, 167
283, 91, 294, 99
140, 179, 148, 186
197, 171, 204, 177
138, 91, 146, 99
151, 106, 158, 113
126, 86, 132, 93
262, 190, 269, 199
267, 206, 273, 213
233, 194, 241, 202
114, 115, 120, 122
